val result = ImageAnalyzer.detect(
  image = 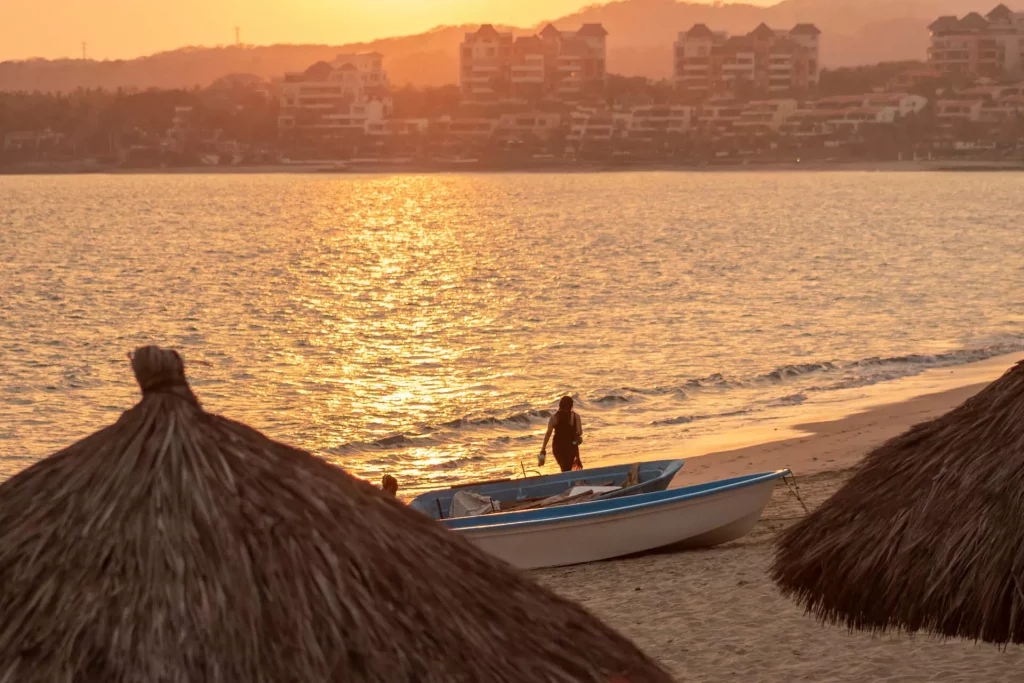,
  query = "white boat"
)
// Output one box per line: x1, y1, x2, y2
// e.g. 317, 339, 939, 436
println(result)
442, 470, 790, 569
